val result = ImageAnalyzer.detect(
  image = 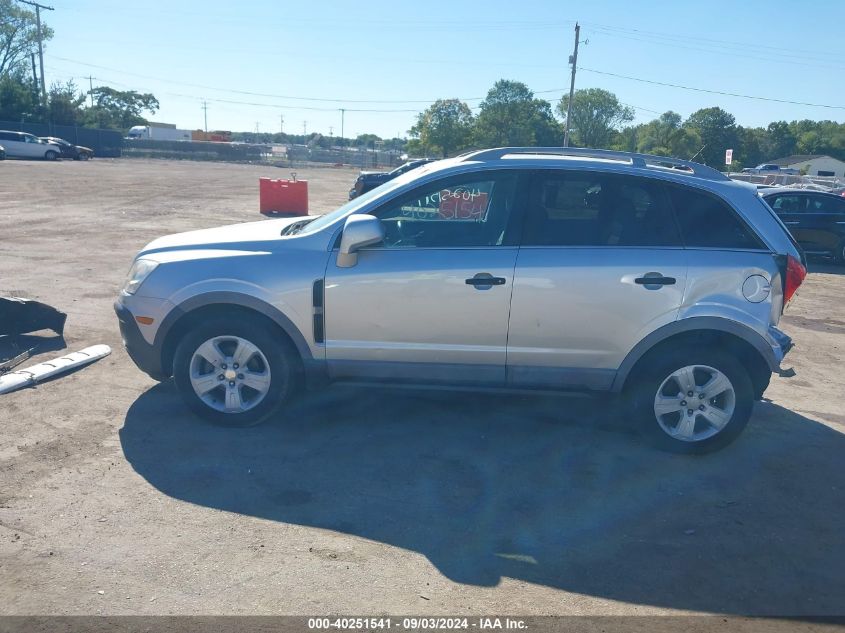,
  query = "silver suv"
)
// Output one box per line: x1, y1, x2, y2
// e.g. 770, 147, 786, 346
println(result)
115, 148, 806, 452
